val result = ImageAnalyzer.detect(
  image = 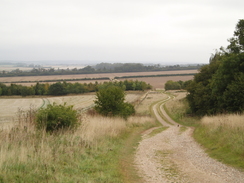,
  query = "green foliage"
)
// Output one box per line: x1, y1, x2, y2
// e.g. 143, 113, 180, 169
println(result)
120, 102, 136, 119
94, 86, 135, 119
165, 80, 181, 90
48, 82, 67, 95
0, 80, 151, 96
164, 80, 190, 90
36, 103, 79, 132
186, 19, 244, 115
